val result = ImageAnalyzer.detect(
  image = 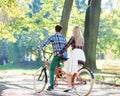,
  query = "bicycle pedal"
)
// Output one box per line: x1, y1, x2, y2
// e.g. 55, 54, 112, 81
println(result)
58, 75, 62, 78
